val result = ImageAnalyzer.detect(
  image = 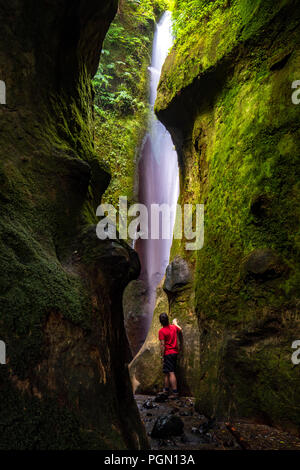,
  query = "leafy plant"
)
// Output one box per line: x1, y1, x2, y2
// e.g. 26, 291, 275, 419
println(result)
92, 0, 168, 115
